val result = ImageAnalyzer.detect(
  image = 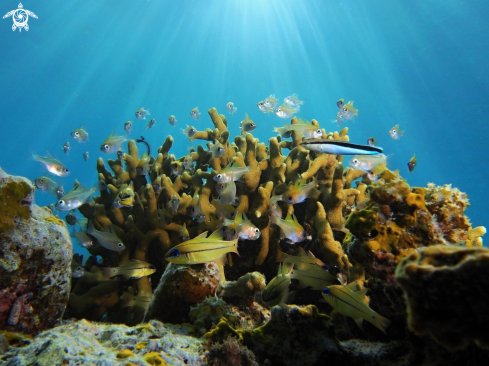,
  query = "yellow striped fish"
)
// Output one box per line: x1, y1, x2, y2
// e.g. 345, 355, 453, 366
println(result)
164, 229, 239, 265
